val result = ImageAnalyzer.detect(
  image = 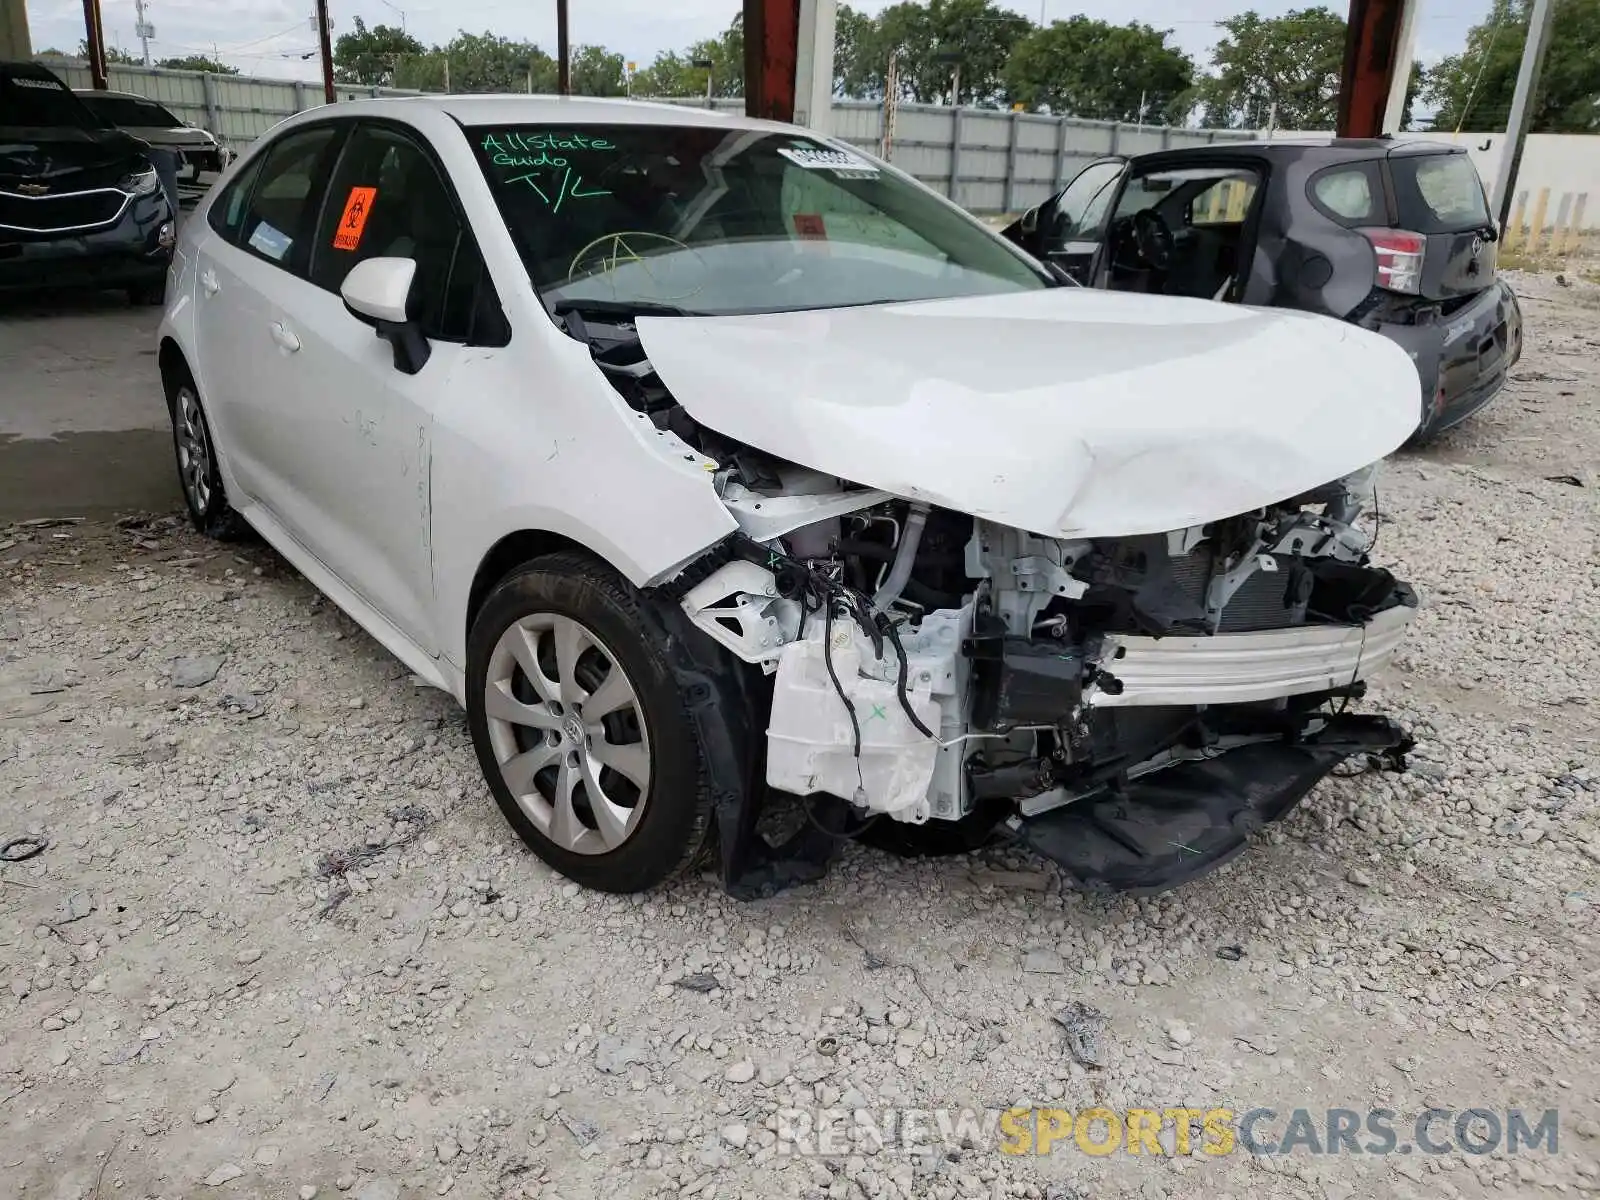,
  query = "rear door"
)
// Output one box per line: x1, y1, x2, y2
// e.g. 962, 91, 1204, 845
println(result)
192, 123, 346, 511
